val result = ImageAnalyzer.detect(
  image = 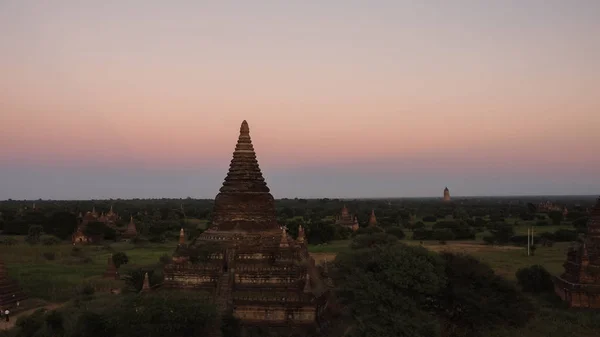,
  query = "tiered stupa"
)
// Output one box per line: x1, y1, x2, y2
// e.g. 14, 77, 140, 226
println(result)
122, 216, 138, 240
368, 209, 378, 227
103, 254, 119, 280
335, 205, 359, 231
0, 259, 27, 308
163, 121, 330, 335
554, 196, 600, 308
